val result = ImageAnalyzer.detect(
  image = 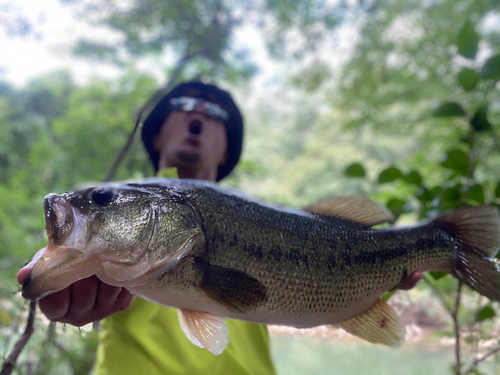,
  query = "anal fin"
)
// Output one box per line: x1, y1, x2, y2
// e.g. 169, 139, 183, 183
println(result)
177, 309, 229, 355
339, 298, 405, 346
